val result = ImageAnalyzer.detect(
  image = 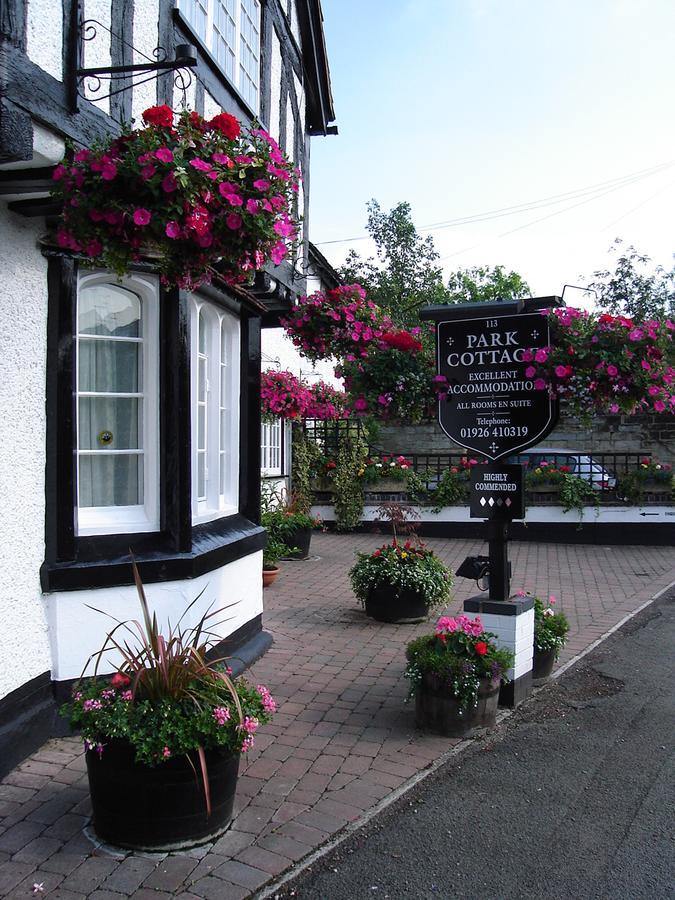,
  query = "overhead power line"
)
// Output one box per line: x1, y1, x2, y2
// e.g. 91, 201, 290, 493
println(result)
313, 159, 675, 247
